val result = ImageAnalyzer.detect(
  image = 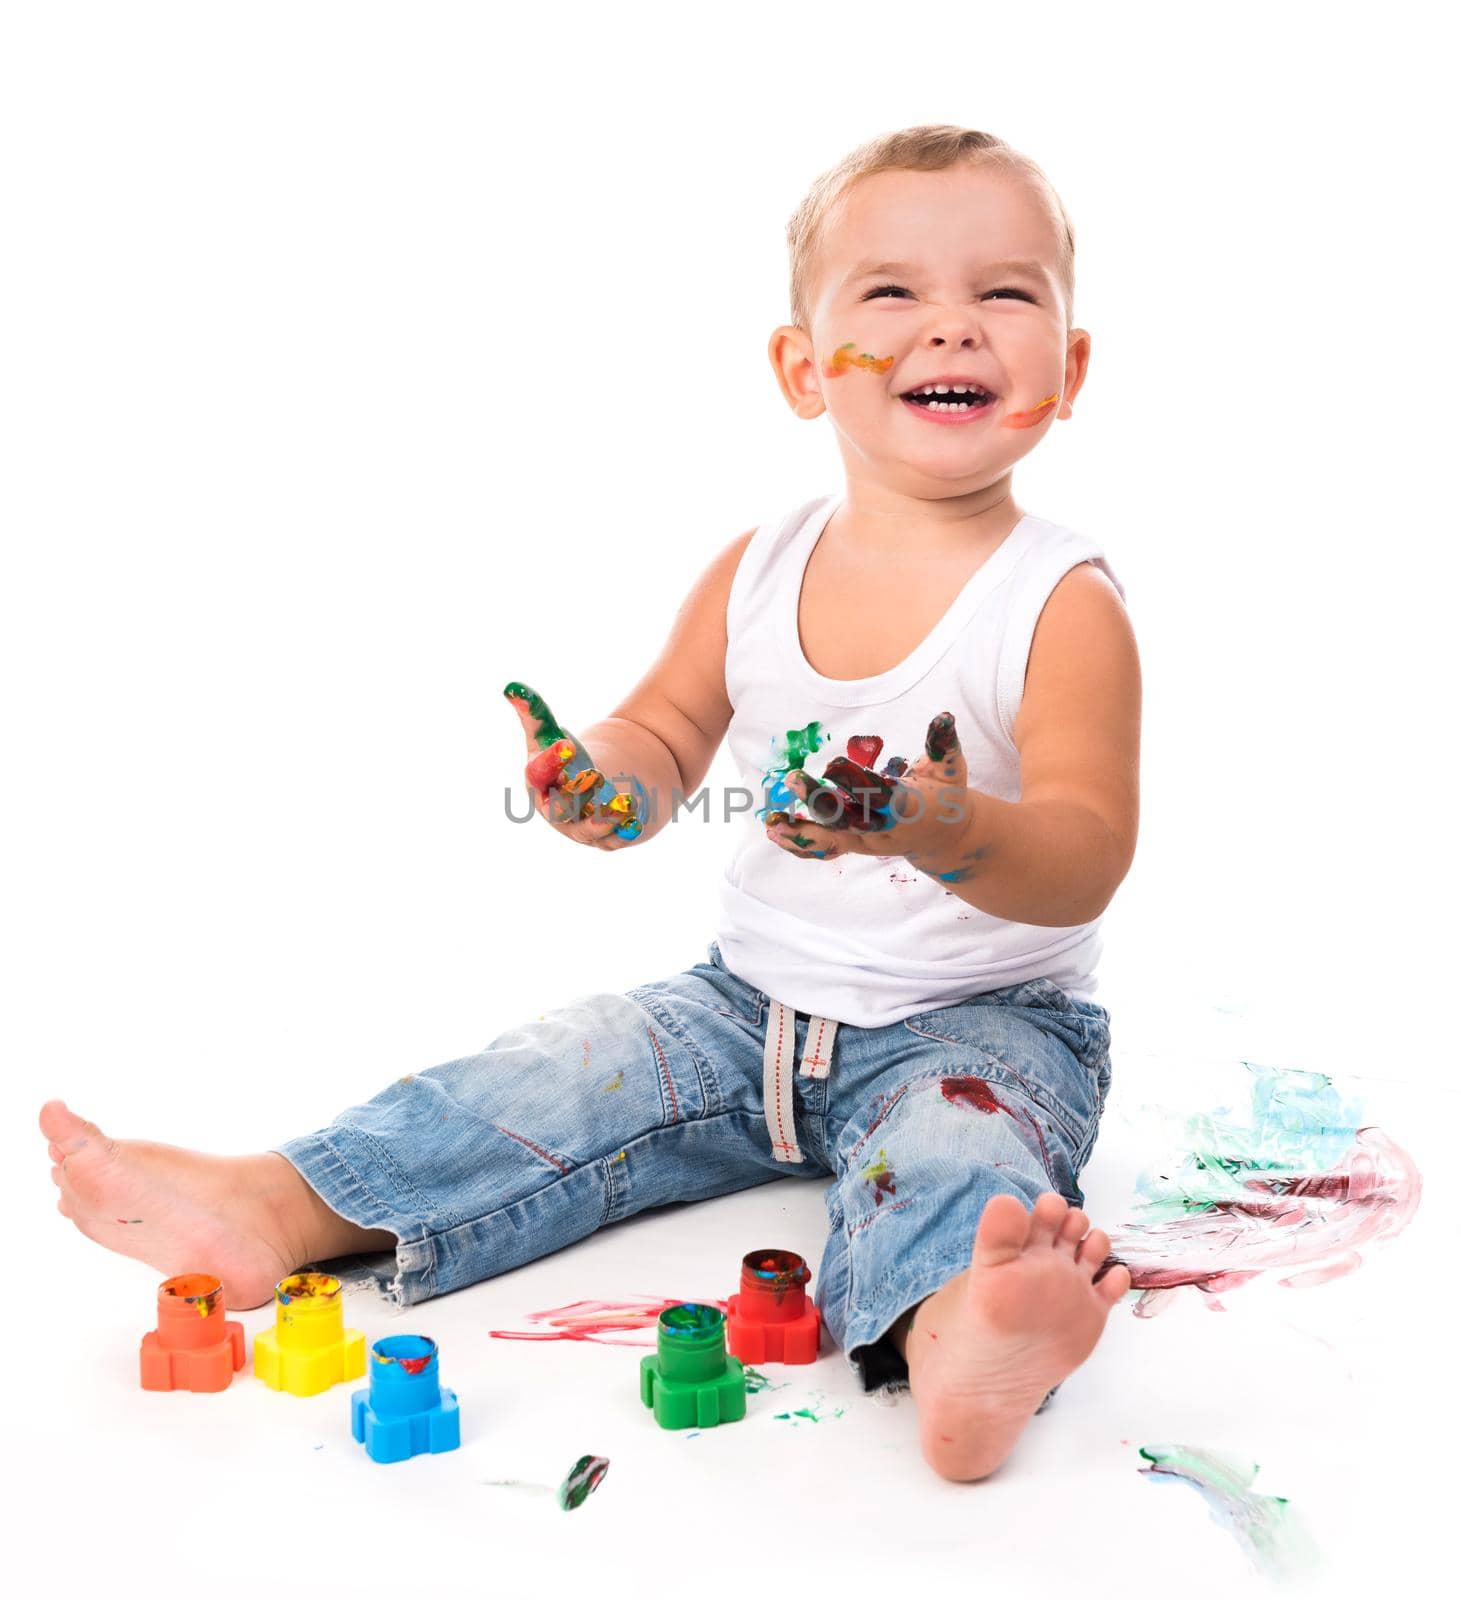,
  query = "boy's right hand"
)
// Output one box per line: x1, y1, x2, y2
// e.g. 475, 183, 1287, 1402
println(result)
503, 680, 640, 847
